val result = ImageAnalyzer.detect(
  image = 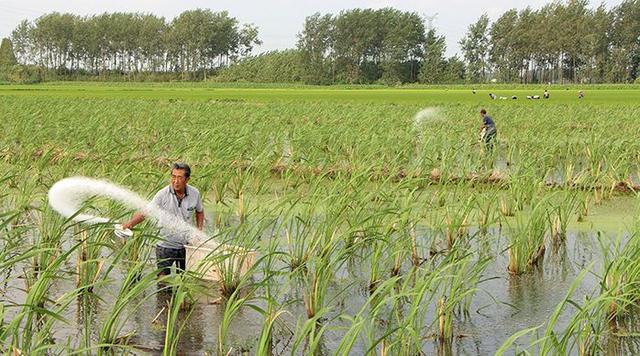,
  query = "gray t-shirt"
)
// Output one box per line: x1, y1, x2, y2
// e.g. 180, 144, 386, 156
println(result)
150, 184, 203, 249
